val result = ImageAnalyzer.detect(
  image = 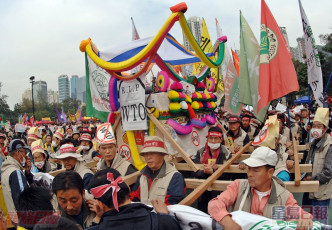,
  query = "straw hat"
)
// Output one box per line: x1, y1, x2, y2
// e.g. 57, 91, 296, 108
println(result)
27, 127, 42, 140
140, 136, 167, 156
54, 128, 64, 140
79, 133, 92, 142
31, 139, 44, 156
55, 143, 82, 159
313, 108, 329, 127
